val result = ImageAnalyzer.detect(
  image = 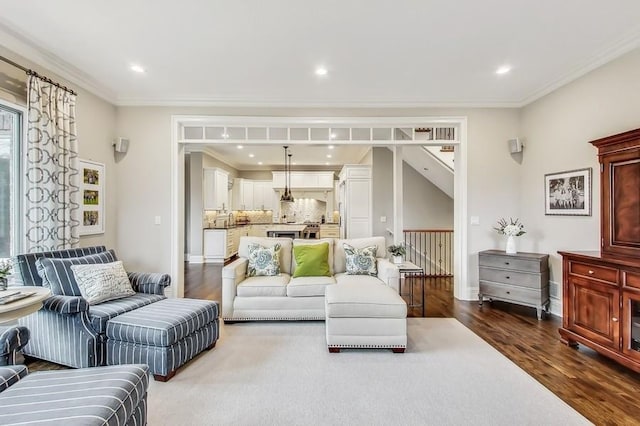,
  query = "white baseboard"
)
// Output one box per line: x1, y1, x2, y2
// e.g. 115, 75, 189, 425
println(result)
189, 255, 204, 264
